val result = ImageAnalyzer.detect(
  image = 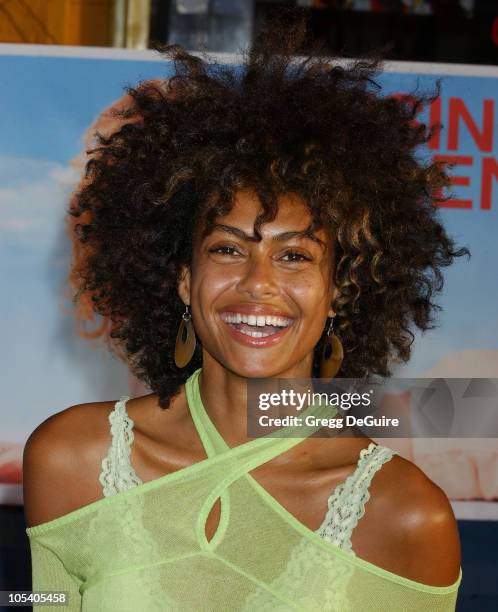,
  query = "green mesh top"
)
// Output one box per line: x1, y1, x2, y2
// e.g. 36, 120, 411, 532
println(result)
26, 367, 462, 611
